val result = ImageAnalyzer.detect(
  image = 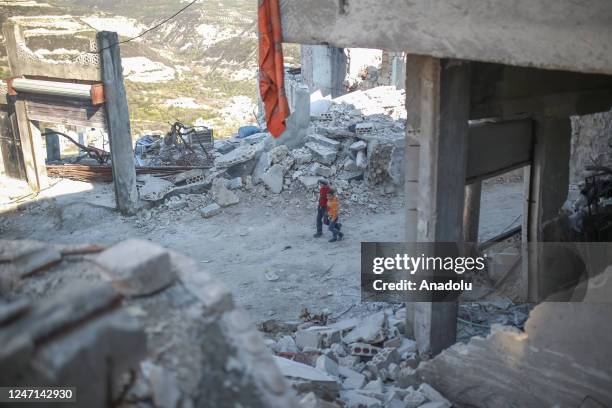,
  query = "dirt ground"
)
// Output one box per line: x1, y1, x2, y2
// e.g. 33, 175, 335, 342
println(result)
0, 176, 524, 323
